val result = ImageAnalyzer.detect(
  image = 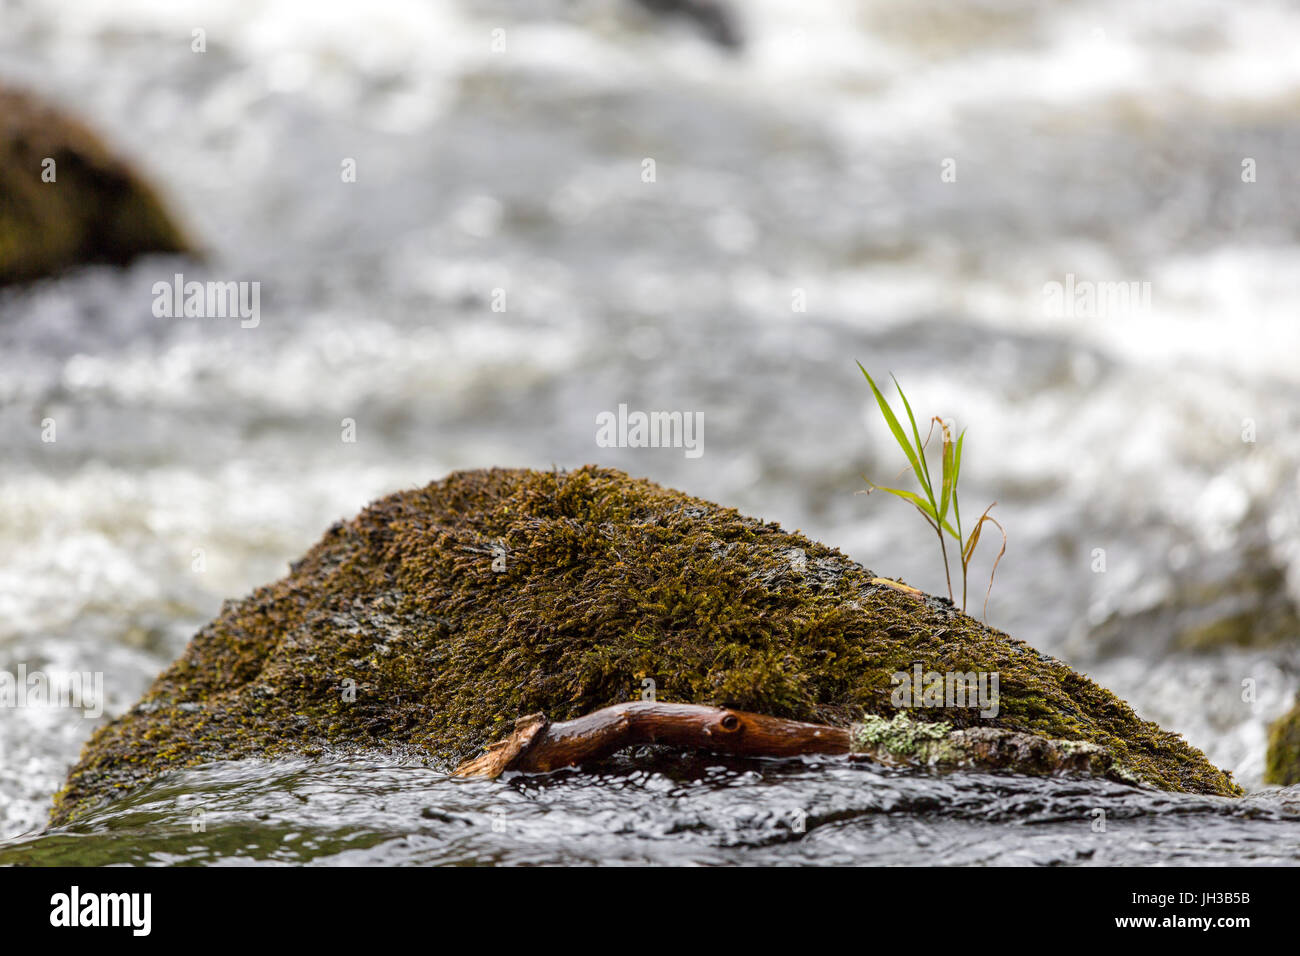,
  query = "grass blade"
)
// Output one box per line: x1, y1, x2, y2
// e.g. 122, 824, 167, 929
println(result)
962, 502, 996, 565
892, 375, 935, 502
858, 364, 929, 494
870, 485, 960, 538
952, 430, 965, 499
977, 514, 1007, 621
868, 484, 936, 522
938, 418, 954, 525
950, 428, 966, 536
